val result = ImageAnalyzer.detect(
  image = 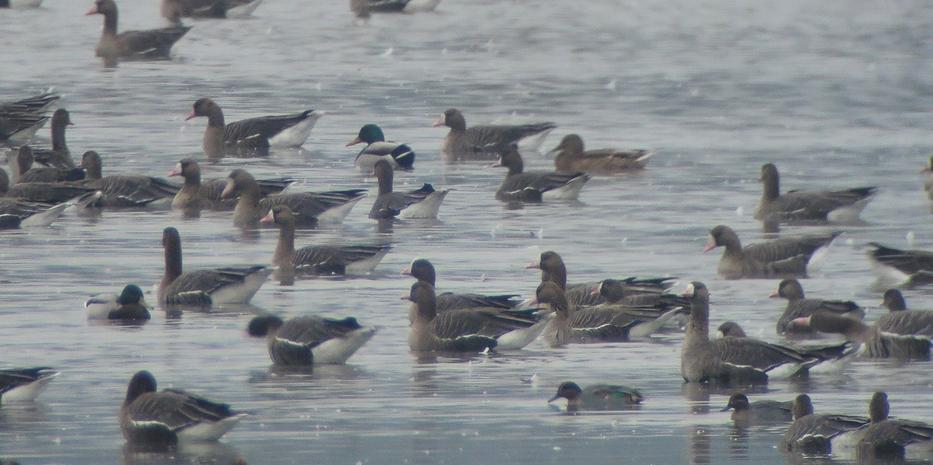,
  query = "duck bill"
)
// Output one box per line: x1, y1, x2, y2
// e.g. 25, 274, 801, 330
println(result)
547, 395, 560, 403
184, 111, 197, 121
259, 211, 274, 224
720, 405, 732, 412
220, 179, 236, 199
346, 136, 363, 147
702, 237, 716, 253
85, 4, 99, 15
431, 115, 445, 127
